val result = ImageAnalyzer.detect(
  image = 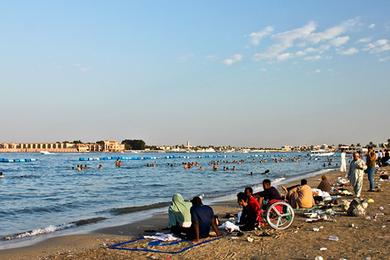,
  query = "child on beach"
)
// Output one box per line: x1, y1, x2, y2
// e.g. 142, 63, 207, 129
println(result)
237, 192, 261, 230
